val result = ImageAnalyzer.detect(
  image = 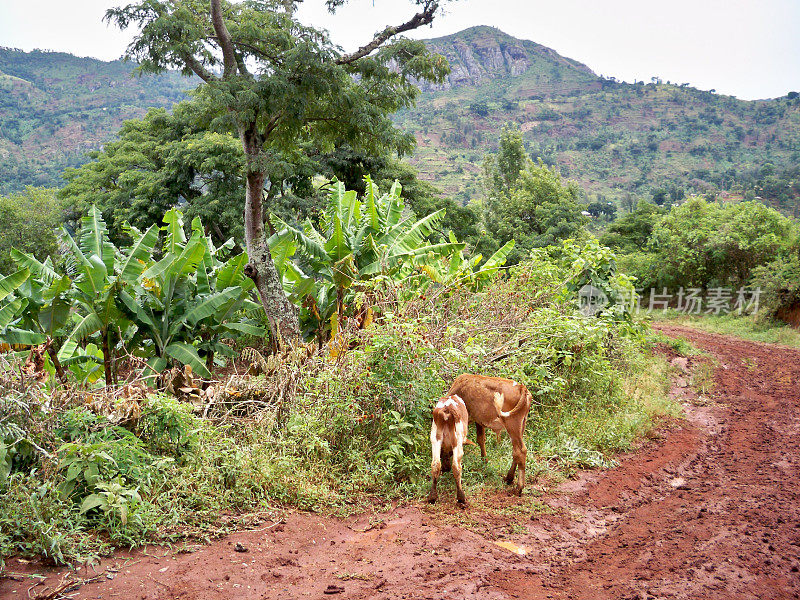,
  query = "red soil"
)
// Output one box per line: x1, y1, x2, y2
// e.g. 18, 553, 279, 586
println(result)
3, 324, 799, 599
